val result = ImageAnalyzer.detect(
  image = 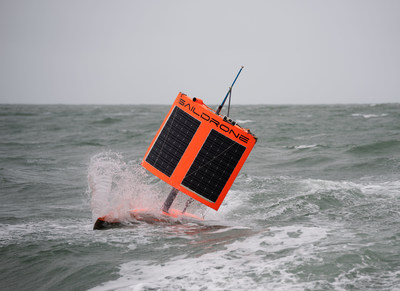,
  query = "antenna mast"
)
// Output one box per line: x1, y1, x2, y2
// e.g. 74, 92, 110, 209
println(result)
216, 66, 244, 116
162, 66, 244, 214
